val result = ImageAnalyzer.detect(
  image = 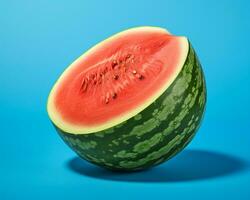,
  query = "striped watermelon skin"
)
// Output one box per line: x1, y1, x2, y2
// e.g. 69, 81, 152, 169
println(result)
54, 43, 206, 171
